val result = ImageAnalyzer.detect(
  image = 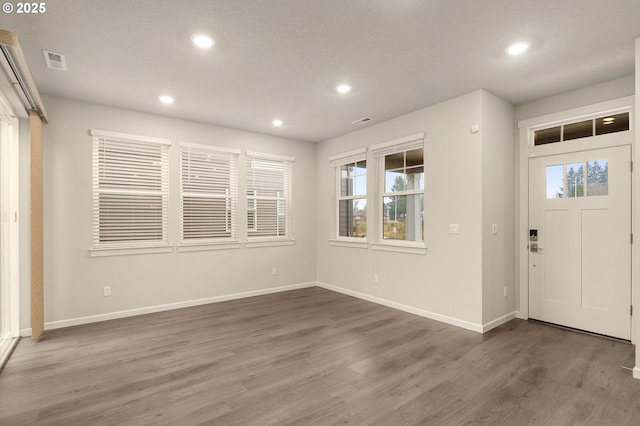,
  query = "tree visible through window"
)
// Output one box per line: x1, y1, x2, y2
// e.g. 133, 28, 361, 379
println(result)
382, 148, 424, 241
